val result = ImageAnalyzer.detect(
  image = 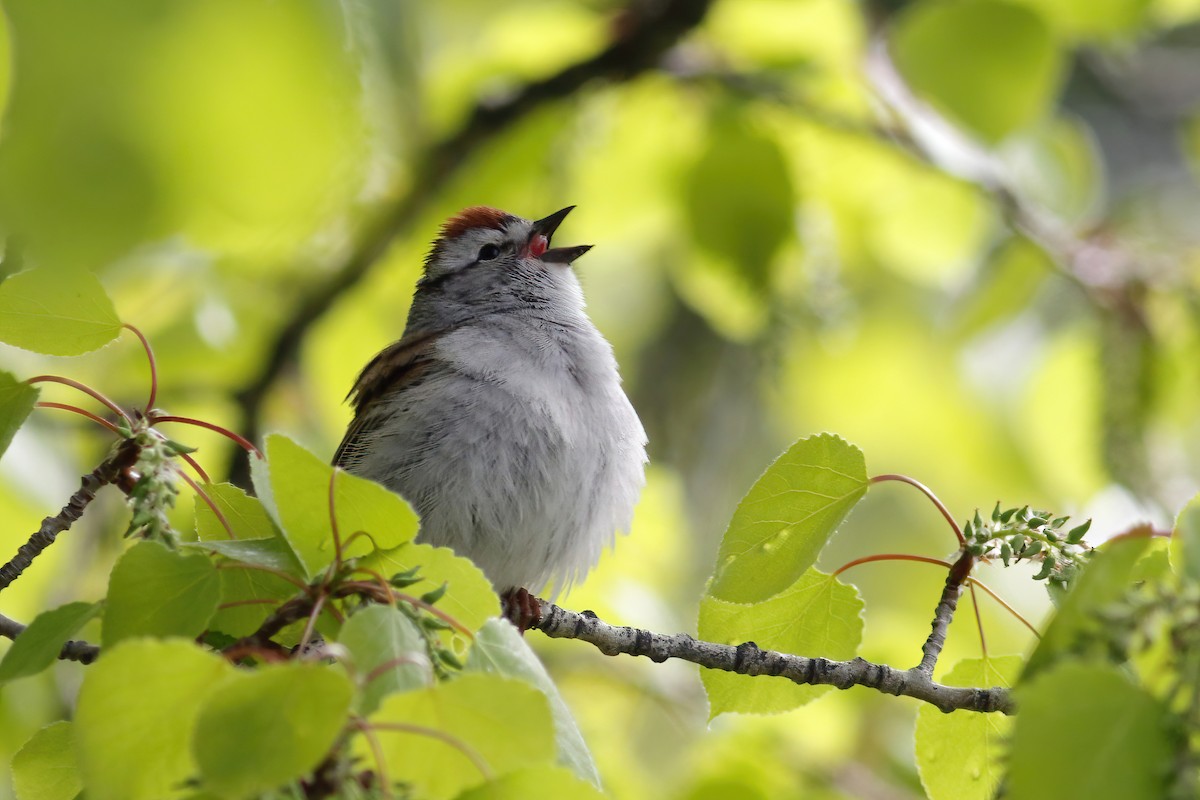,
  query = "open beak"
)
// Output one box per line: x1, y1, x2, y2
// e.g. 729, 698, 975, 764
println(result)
530, 206, 592, 264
